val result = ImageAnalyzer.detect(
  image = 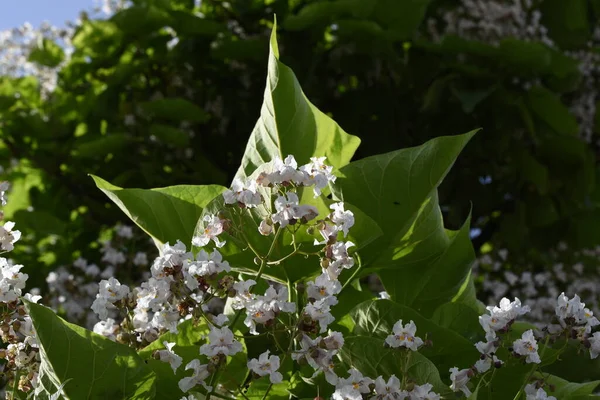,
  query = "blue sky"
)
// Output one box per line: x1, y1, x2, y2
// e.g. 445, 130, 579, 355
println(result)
0, 0, 91, 30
